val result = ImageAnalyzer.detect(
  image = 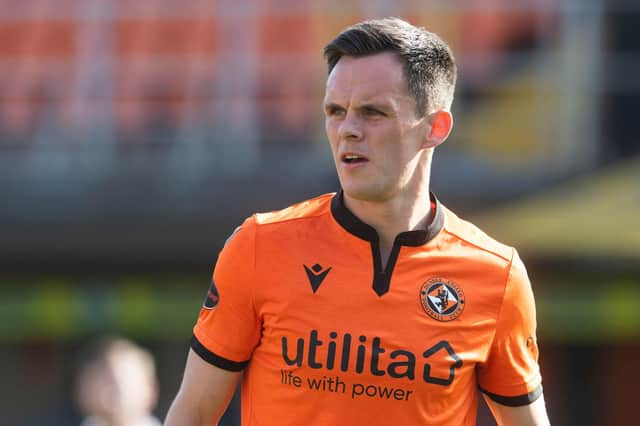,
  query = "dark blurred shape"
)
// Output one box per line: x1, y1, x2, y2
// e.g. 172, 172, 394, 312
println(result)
603, 5, 640, 159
